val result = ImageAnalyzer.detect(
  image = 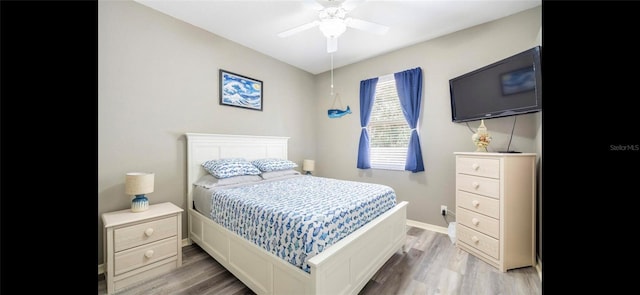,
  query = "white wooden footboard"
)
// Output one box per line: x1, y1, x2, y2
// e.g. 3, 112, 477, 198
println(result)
188, 201, 408, 295
308, 201, 408, 295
